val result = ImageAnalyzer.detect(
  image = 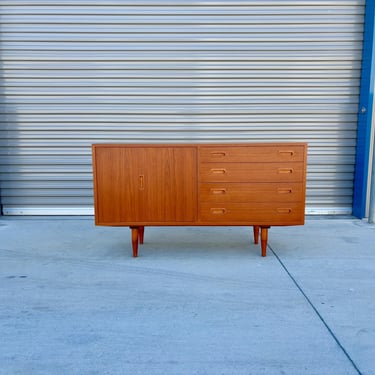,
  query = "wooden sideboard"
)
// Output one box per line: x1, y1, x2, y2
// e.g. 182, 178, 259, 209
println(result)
92, 143, 307, 257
